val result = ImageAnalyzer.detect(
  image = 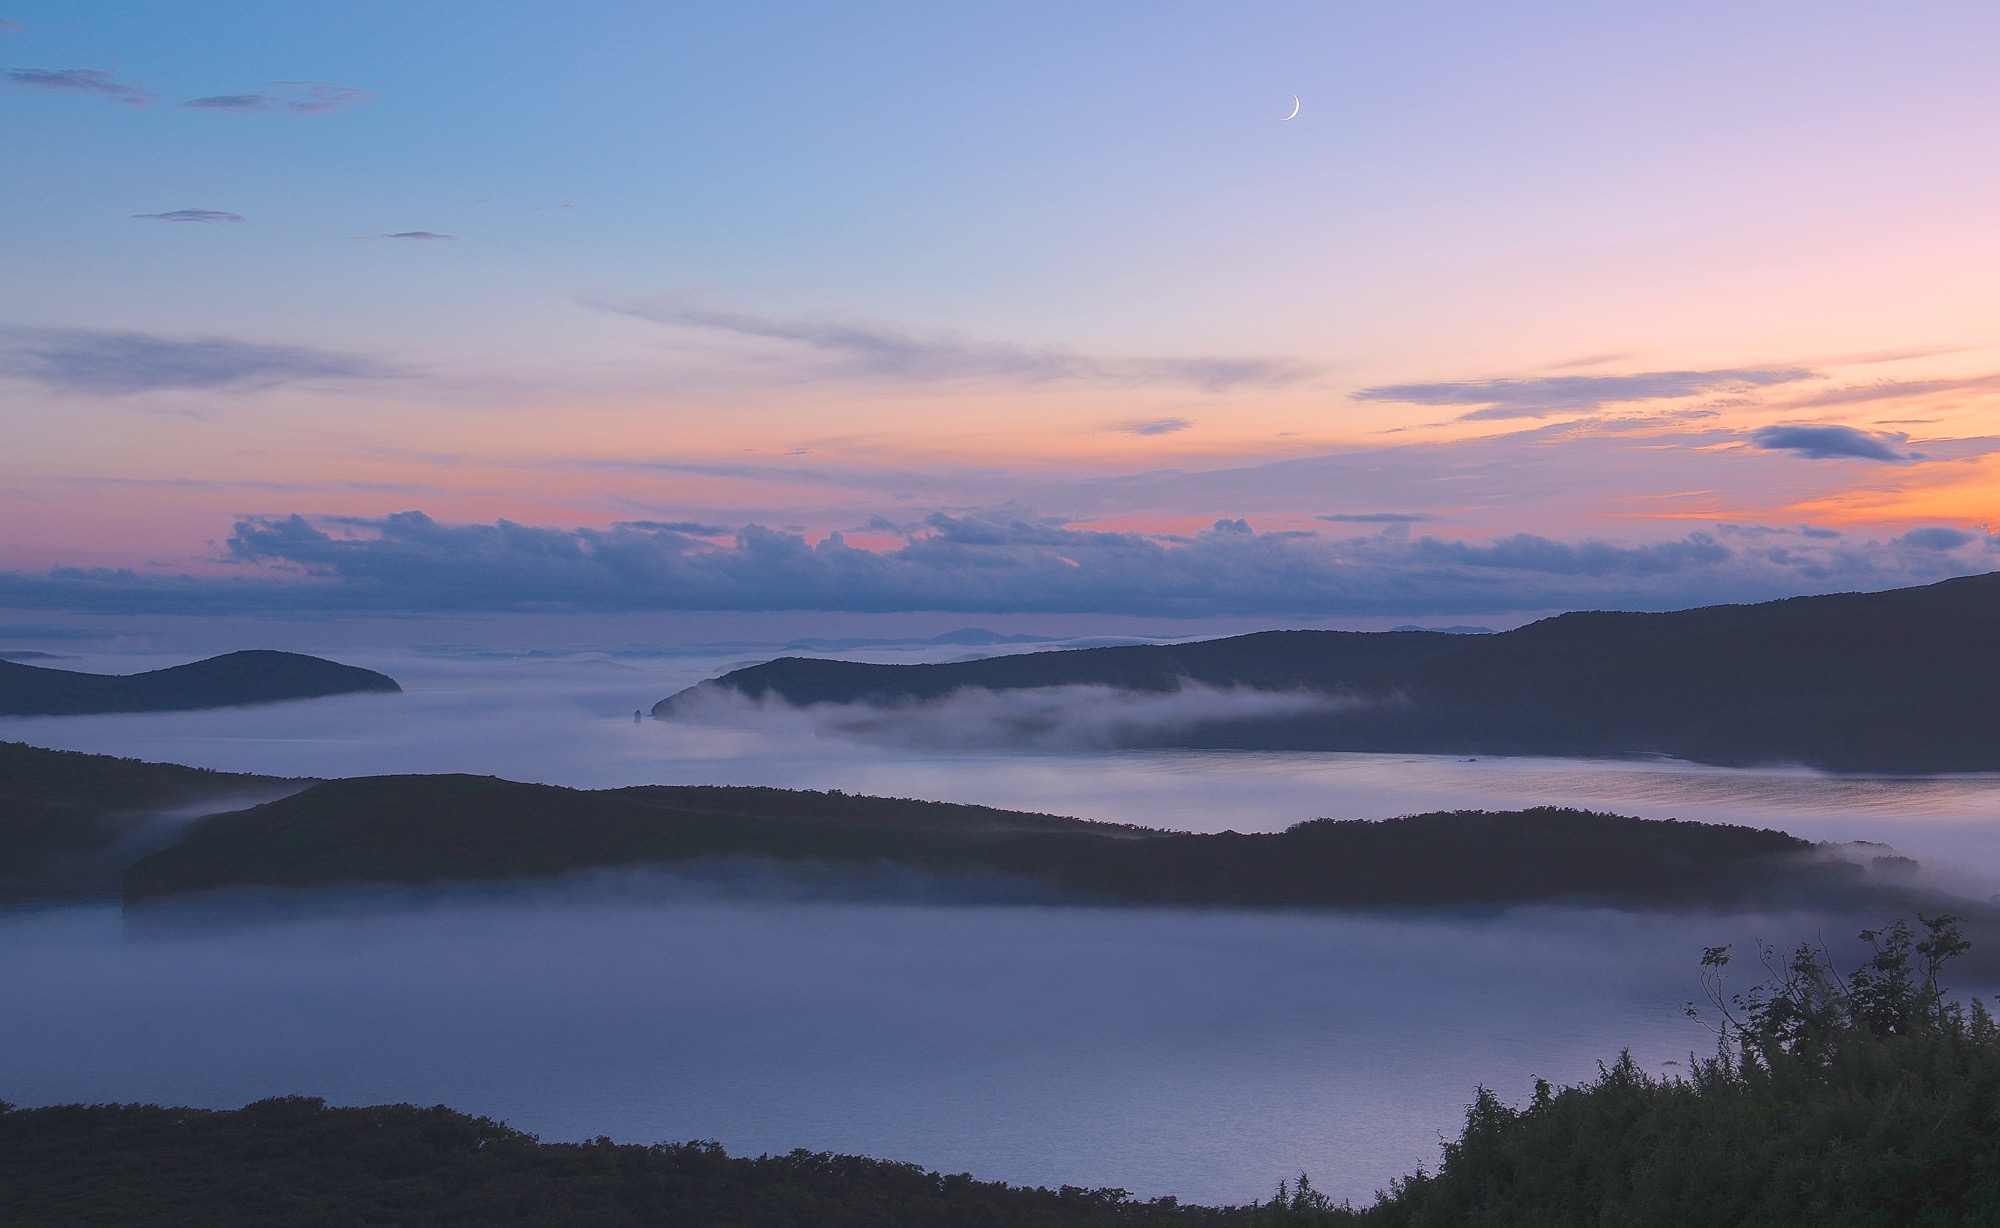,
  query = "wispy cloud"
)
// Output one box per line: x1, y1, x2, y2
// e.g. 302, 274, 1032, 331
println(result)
603, 299, 1092, 381
0, 509, 1989, 619
1129, 358, 1310, 391
0, 19, 24, 33
383, 231, 456, 241
1355, 368, 1817, 420
593, 297, 1312, 392
1749, 424, 1918, 462
1317, 512, 1437, 524
0, 327, 394, 395
6, 67, 155, 106
182, 81, 372, 115
1118, 418, 1194, 436
133, 209, 245, 224
1786, 374, 2000, 408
